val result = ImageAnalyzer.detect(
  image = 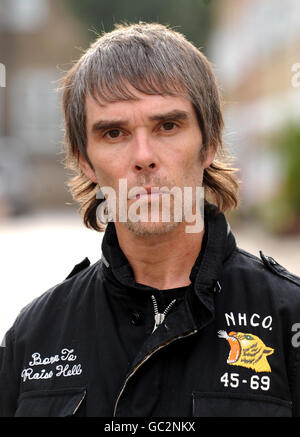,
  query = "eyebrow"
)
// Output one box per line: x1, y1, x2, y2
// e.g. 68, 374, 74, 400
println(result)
91, 109, 190, 134
149, 109, 190, 122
